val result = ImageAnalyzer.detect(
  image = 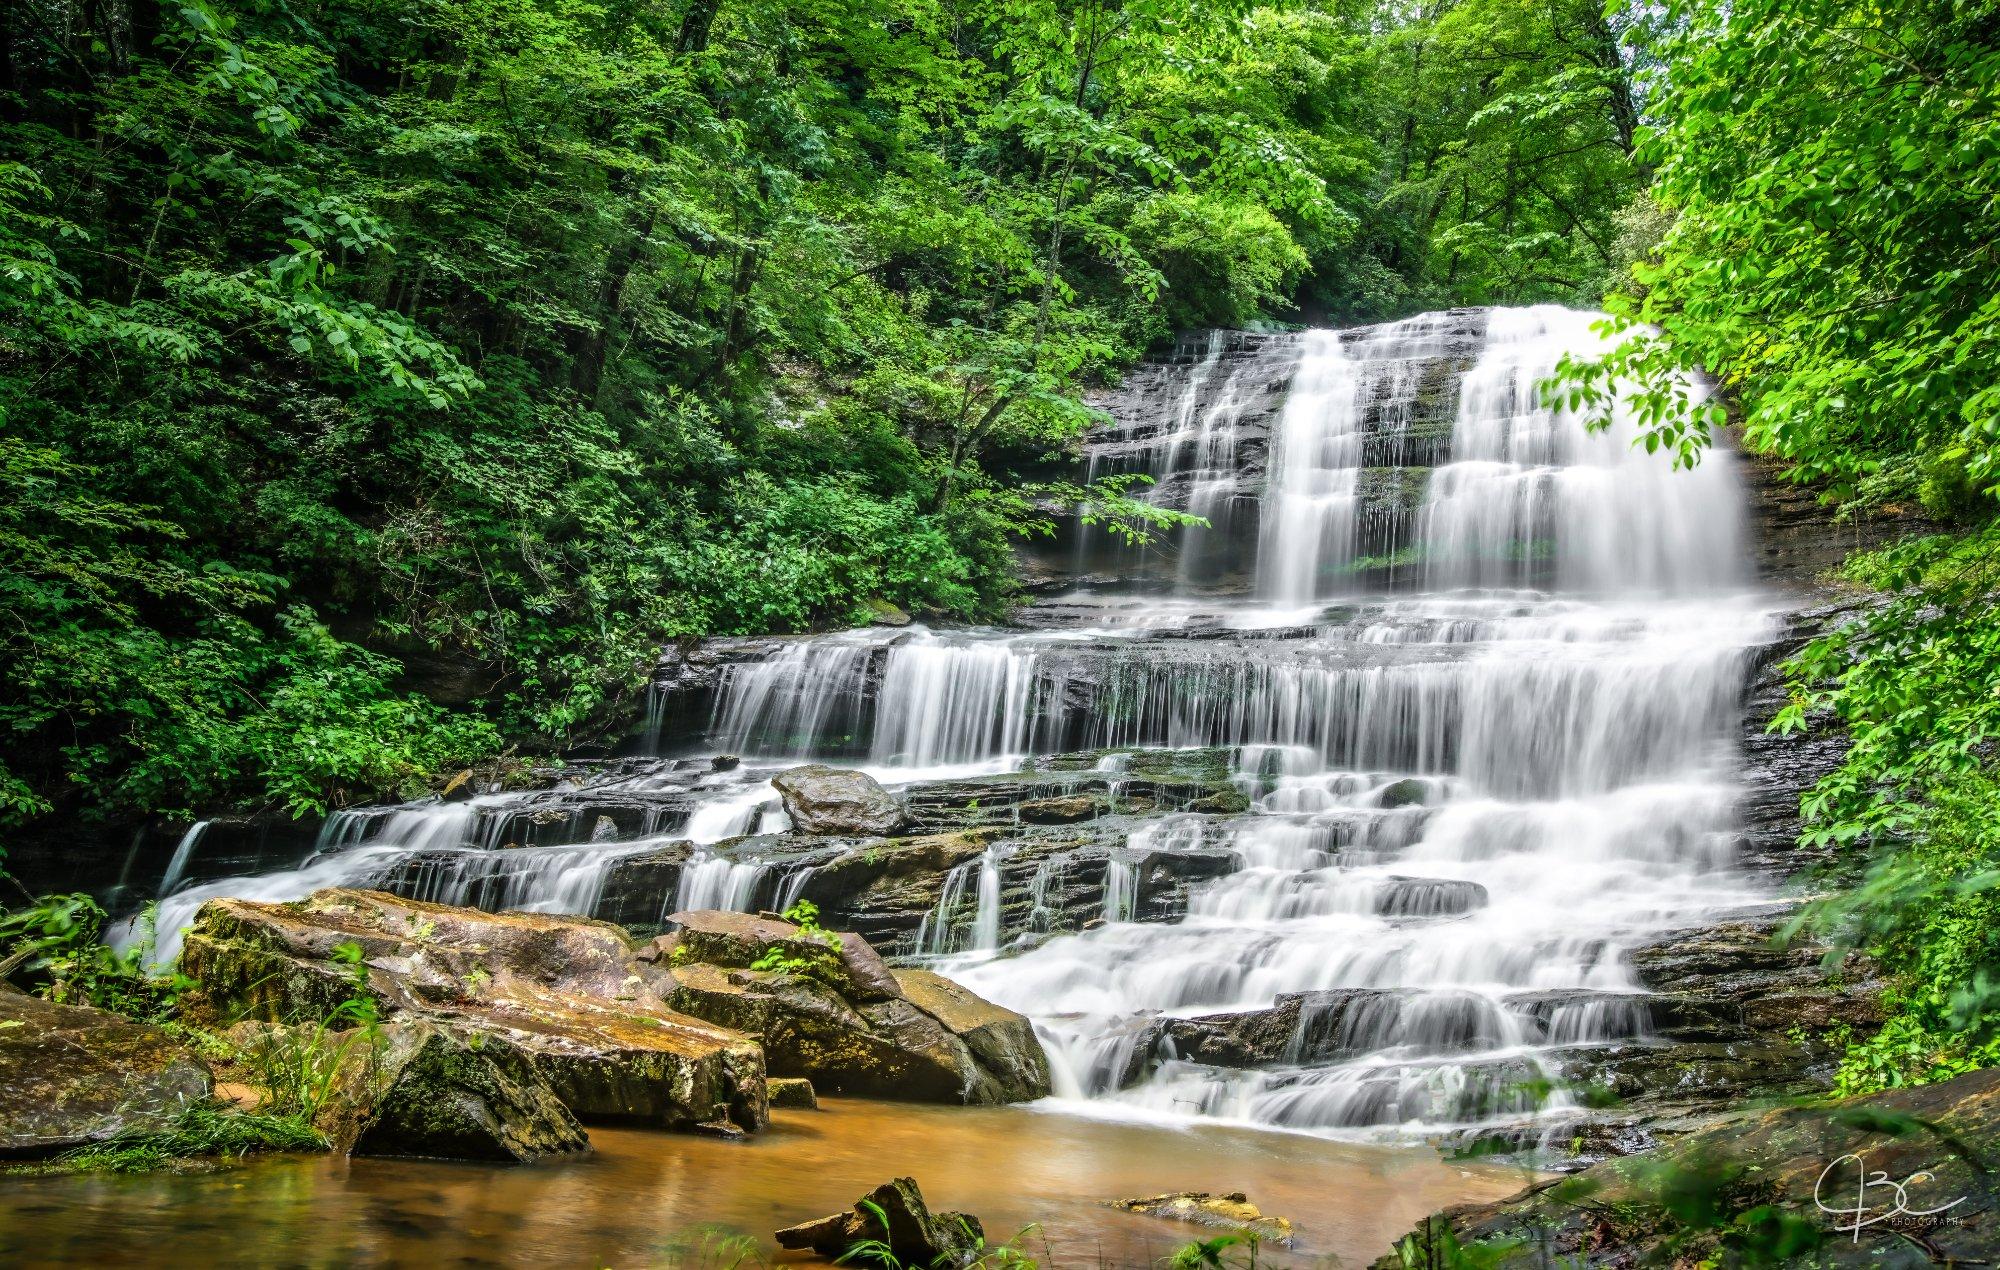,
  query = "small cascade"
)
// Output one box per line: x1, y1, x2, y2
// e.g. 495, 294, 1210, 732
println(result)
1026, 857, 1068, 932
916, 861, 979, 955
126, 771, 788, 965
157, 820, 209, 898
674, 852, 770, 914
681, 784, 780, 841
971, 846, 1005, 952
774, 866, 817, 915
1102, 857, 1138, 923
